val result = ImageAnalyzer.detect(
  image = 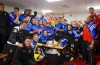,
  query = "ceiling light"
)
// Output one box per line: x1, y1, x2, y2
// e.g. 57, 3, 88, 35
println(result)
87, 6, 100, 9
46, 0, 62, 2
42, 10, 53, 13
